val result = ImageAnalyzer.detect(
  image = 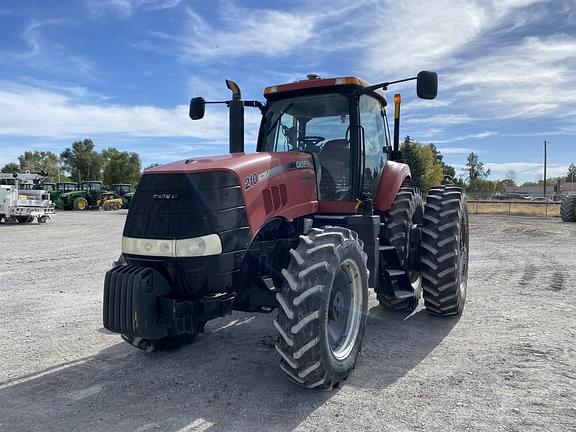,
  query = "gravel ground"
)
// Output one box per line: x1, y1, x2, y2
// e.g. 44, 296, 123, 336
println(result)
0, 211, 575, 432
